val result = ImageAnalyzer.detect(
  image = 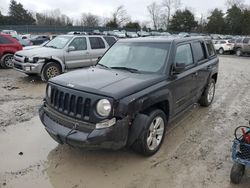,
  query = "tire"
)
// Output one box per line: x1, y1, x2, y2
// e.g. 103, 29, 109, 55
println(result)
0, 53, 14, 69
199, 79, 216, 107
236, 48, 242, 56
41, 62, 62, 81
132, 109, 167, 156
230, 163, 245, 184
218, 48, 224, 55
